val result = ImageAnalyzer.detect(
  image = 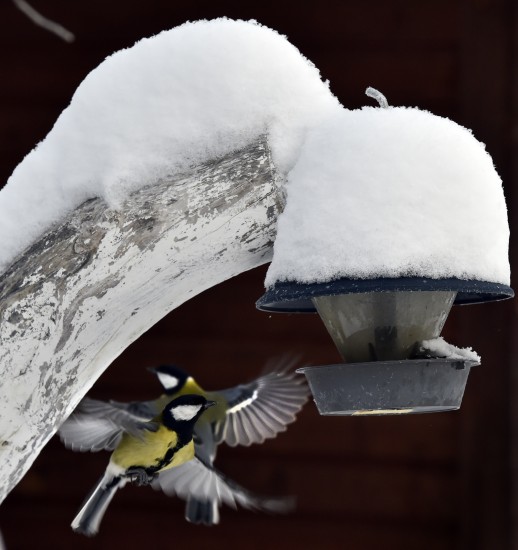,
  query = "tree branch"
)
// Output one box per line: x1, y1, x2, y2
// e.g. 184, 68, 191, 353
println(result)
0, 136, 282, 503
12, 0, 75, 43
